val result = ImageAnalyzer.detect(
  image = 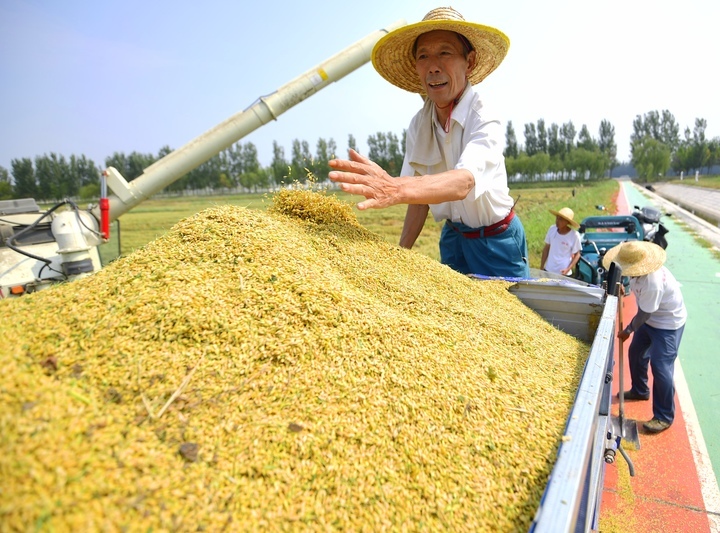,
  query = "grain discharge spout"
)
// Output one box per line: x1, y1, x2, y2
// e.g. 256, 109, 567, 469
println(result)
0, 20, 405, 298
96, 19, 407, 223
